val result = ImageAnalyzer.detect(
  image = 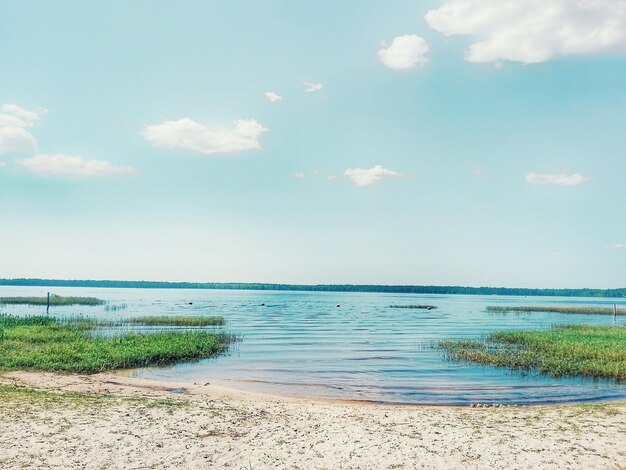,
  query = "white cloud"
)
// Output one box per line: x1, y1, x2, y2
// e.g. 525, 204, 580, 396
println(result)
142, 118, 268, 155
265, 91, 283, 102
525, 172, 589, 186
293, 172, 305, 178
606, 243, 625, 249
0, 113, 30, 128
0, 104, 44, 154
0, 104, 43, 126
0, 127, 37, 154
378, 34, 429, 70
16, 153, 137, 177
303, 80, 323, 92
425, 0, 626, 64
344, 165, 403, 187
